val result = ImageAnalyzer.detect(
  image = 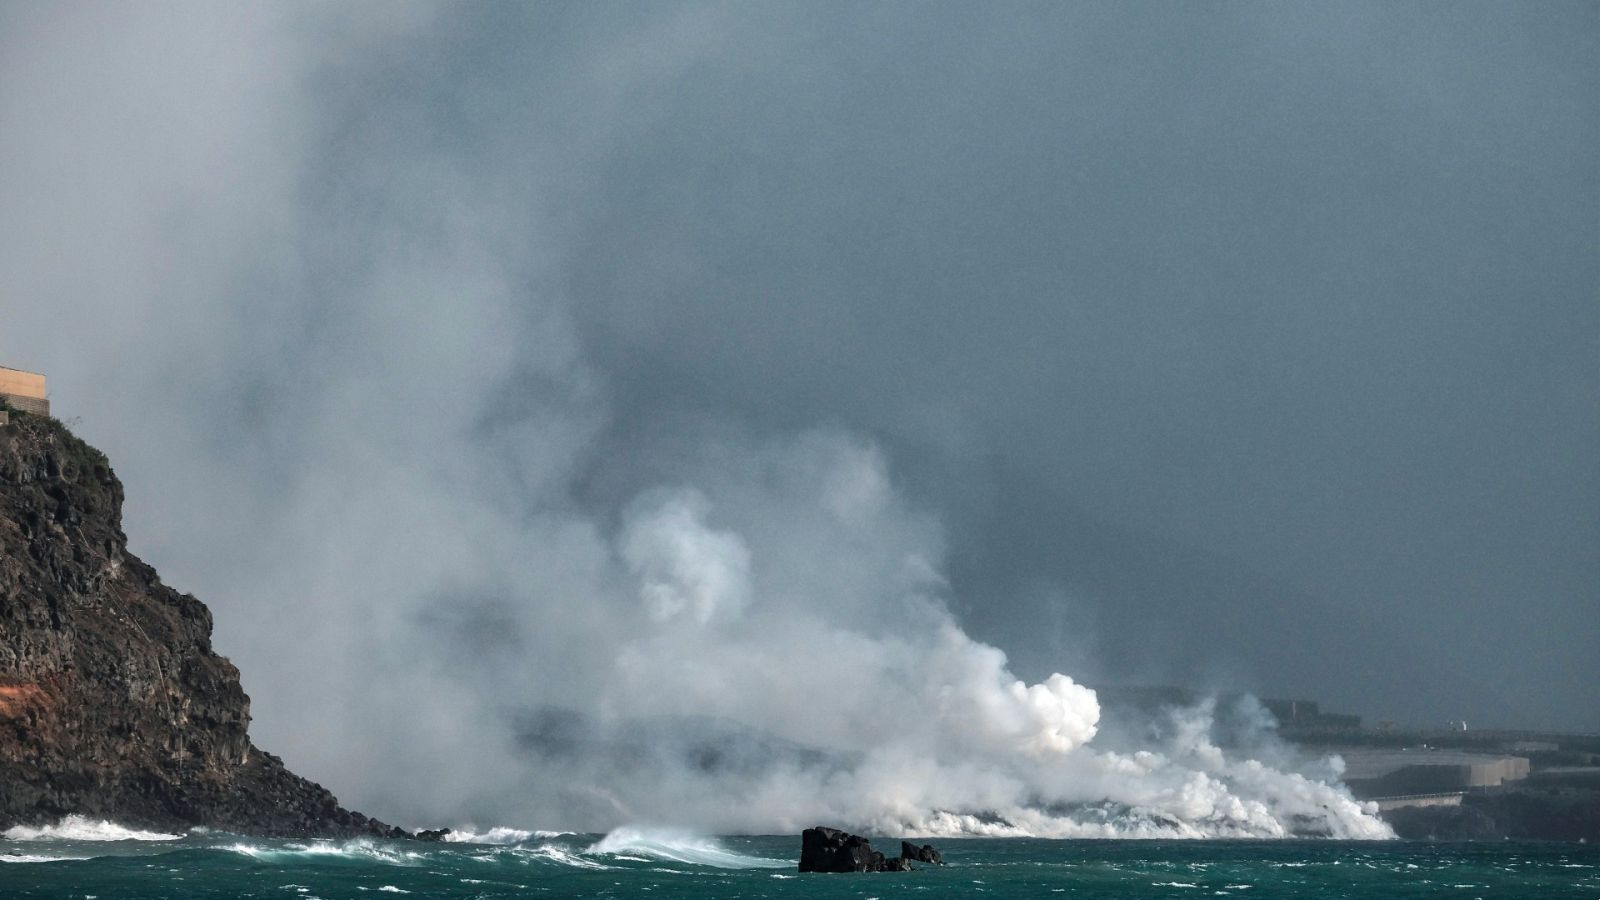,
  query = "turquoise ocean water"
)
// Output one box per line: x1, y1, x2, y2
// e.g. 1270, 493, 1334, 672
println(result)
2, 827, 1597, 898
